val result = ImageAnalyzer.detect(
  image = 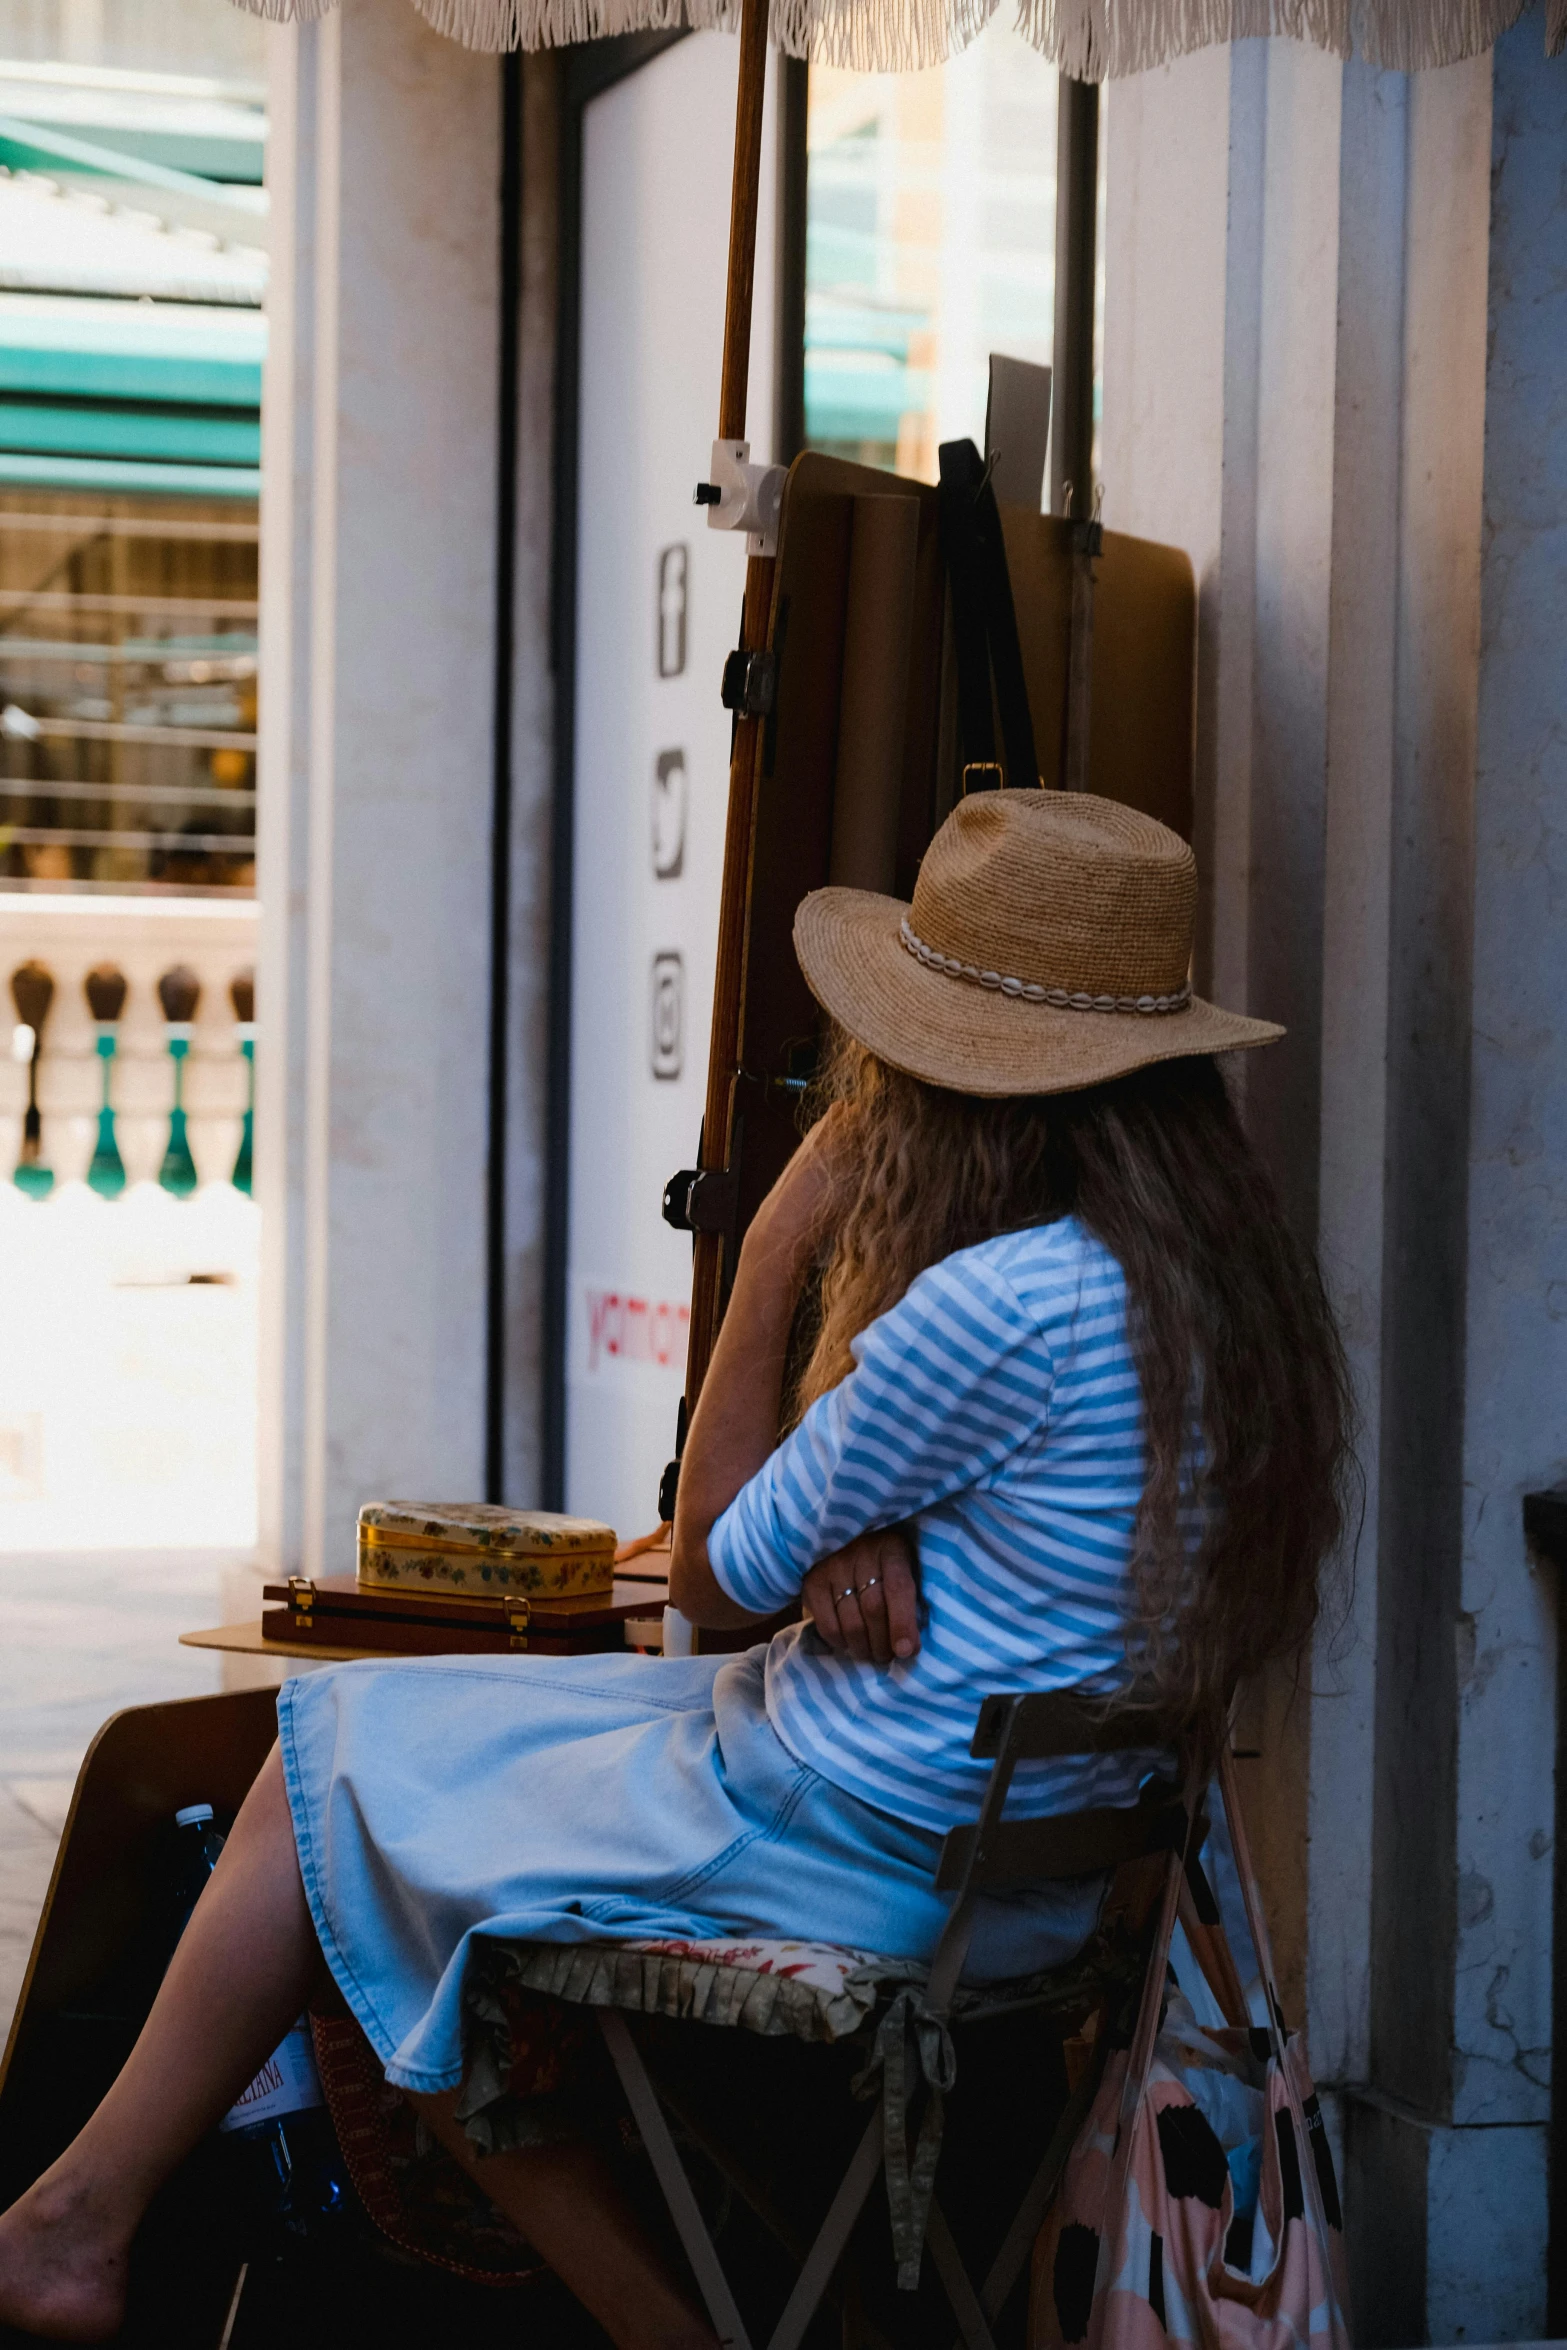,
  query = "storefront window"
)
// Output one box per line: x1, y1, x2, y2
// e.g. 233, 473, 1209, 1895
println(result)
804, 21, 1059, 483
0, 3, 264, 1599
0, 491, 258, 894
0, 7, 265, 894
